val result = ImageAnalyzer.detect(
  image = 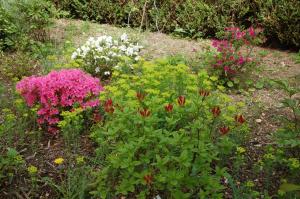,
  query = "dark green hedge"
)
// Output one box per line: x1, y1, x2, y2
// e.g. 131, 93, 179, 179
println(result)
53, 0, 300, 48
